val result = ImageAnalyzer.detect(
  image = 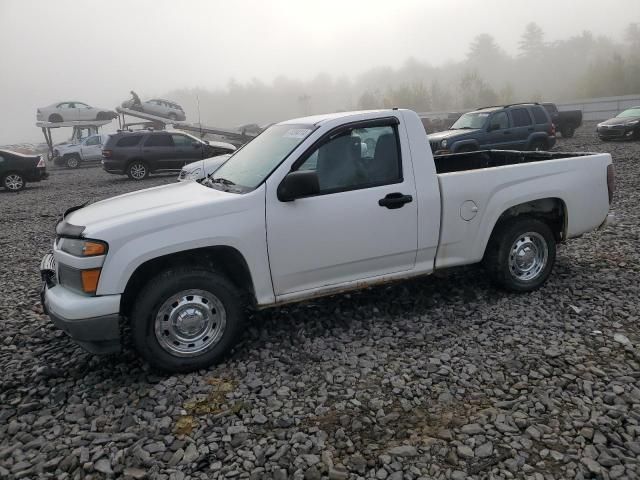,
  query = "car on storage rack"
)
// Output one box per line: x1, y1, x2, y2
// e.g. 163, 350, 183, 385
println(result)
428, 103, 556, 154
101, 130, 236, 180
178, 151, 234, 182
53, 134, 111, 168
121, 98, 186, 121
0, 149, 48, 191
37, 102, 117, 123
41, 109, 614, 372
596, 106, 640, 141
